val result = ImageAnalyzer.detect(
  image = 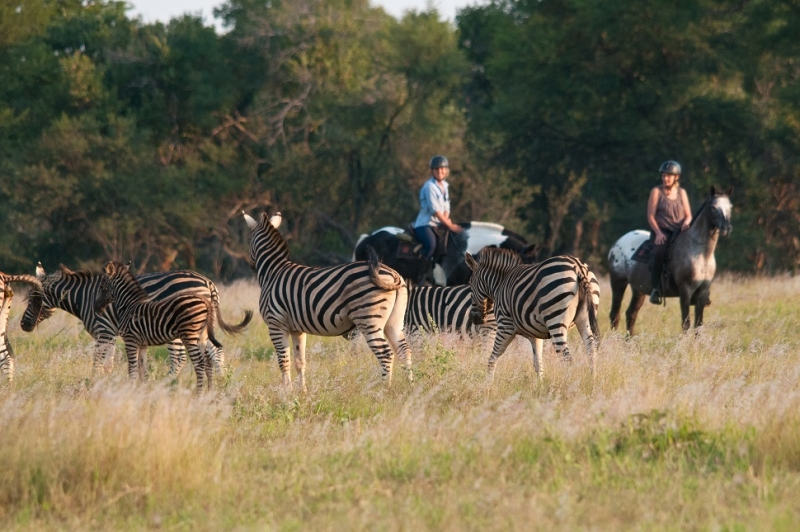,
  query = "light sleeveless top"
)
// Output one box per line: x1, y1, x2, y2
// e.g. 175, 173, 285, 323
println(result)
654, 188, 685, 232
